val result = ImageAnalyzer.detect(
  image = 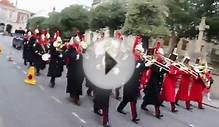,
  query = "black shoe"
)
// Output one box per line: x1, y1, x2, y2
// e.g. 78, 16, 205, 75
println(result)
141, 106, 149, 111
115, 96, 121, 100
117, 109, 127, 115
171, 109, 178, 113
132, 118, 140, 124
155, 114, 164, 119
160, 104, 165, 107
94, 110, 102, 116
175, 103, 179, 106
199, 107, 205, 110
186, 107, 193, 111
24, 62, 27, 66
